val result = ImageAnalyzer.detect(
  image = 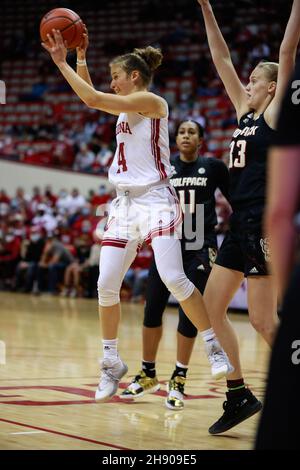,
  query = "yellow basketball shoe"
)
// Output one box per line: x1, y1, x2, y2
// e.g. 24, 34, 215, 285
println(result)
165, 375, 186, 410
120, 370, 160, 399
